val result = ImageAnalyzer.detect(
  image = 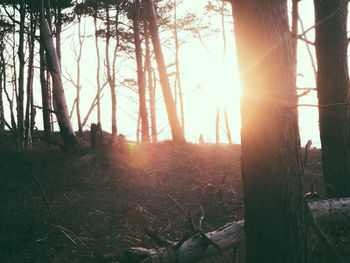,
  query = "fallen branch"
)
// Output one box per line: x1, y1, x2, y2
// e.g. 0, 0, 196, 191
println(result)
124, 198, 350, 263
